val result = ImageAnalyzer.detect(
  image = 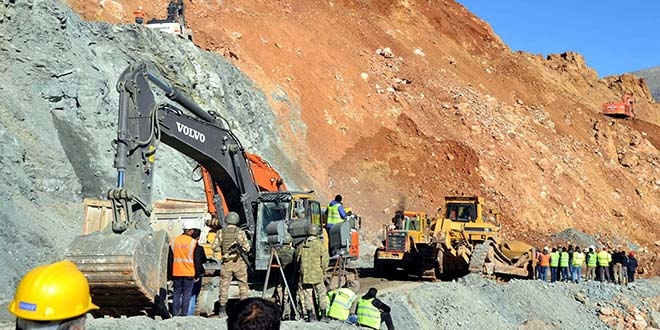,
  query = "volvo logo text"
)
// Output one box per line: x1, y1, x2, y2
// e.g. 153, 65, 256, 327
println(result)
176, 122, 206, 143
